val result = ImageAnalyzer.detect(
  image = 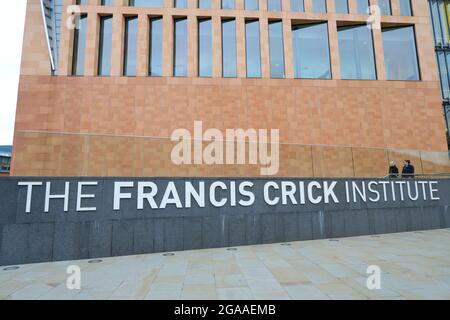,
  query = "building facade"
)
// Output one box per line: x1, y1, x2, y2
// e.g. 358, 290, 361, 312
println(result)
0, 146, 12, 176
11, 0, 450, 177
